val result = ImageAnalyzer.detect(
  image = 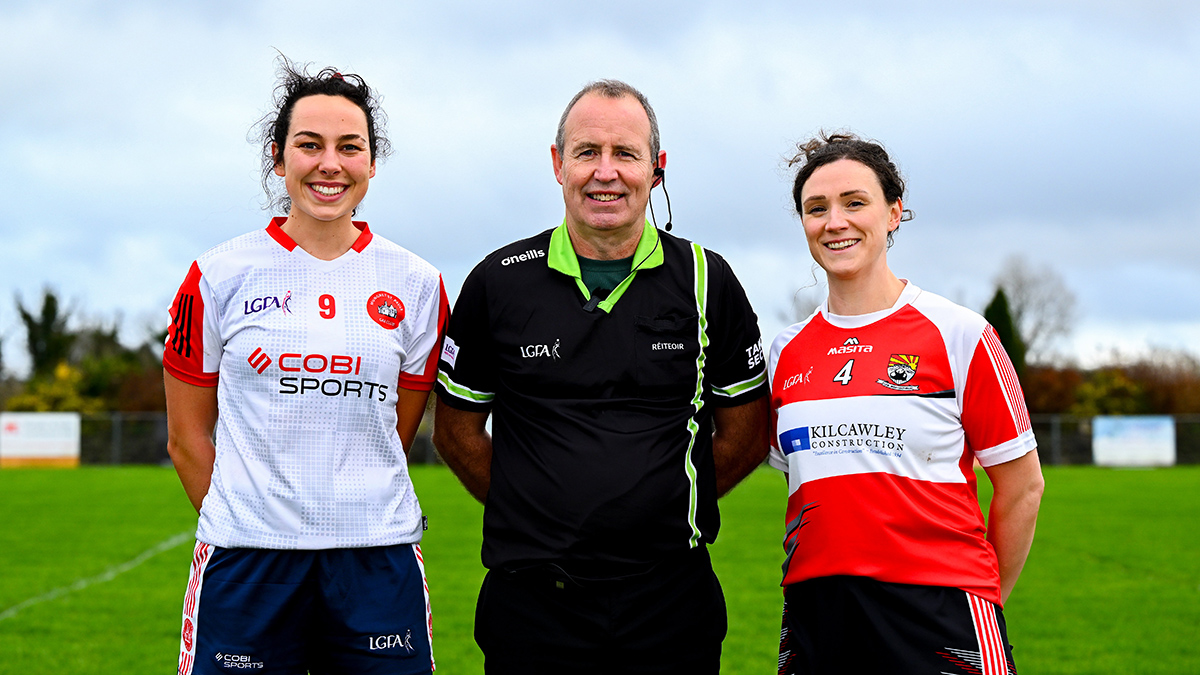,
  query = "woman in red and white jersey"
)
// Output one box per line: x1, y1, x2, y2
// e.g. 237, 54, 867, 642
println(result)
163, 59, 446, 675
768, 132, 1044, 675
